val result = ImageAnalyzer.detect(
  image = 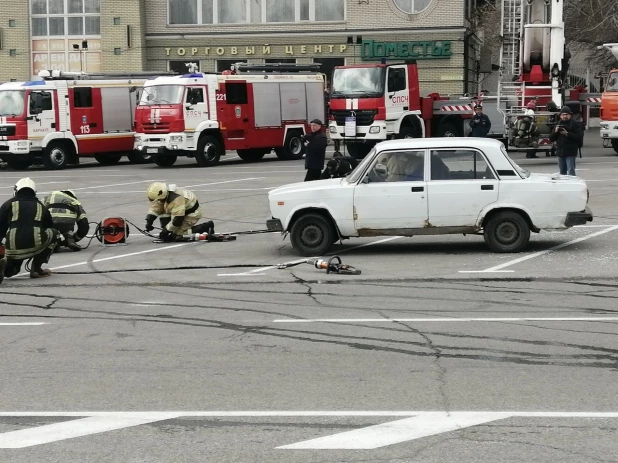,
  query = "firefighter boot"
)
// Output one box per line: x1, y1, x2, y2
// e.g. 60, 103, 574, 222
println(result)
64, 234, 82, 252
191, 221, 215, 236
